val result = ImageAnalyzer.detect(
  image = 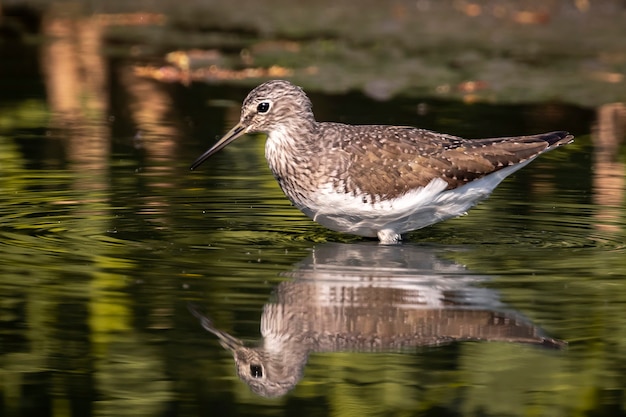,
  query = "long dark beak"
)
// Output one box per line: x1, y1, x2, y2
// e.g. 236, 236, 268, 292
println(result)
190, 123, 246, 170
188, 303, 243, 351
